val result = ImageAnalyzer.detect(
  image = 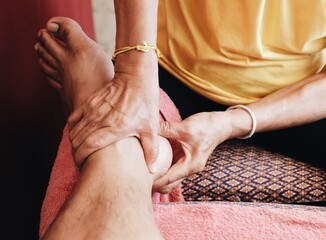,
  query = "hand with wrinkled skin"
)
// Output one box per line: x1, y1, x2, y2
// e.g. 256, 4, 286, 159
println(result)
153, 111, 234, 193
67, 0, 161, 171
154, 68, 326, 194
68, 70, 160, 171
